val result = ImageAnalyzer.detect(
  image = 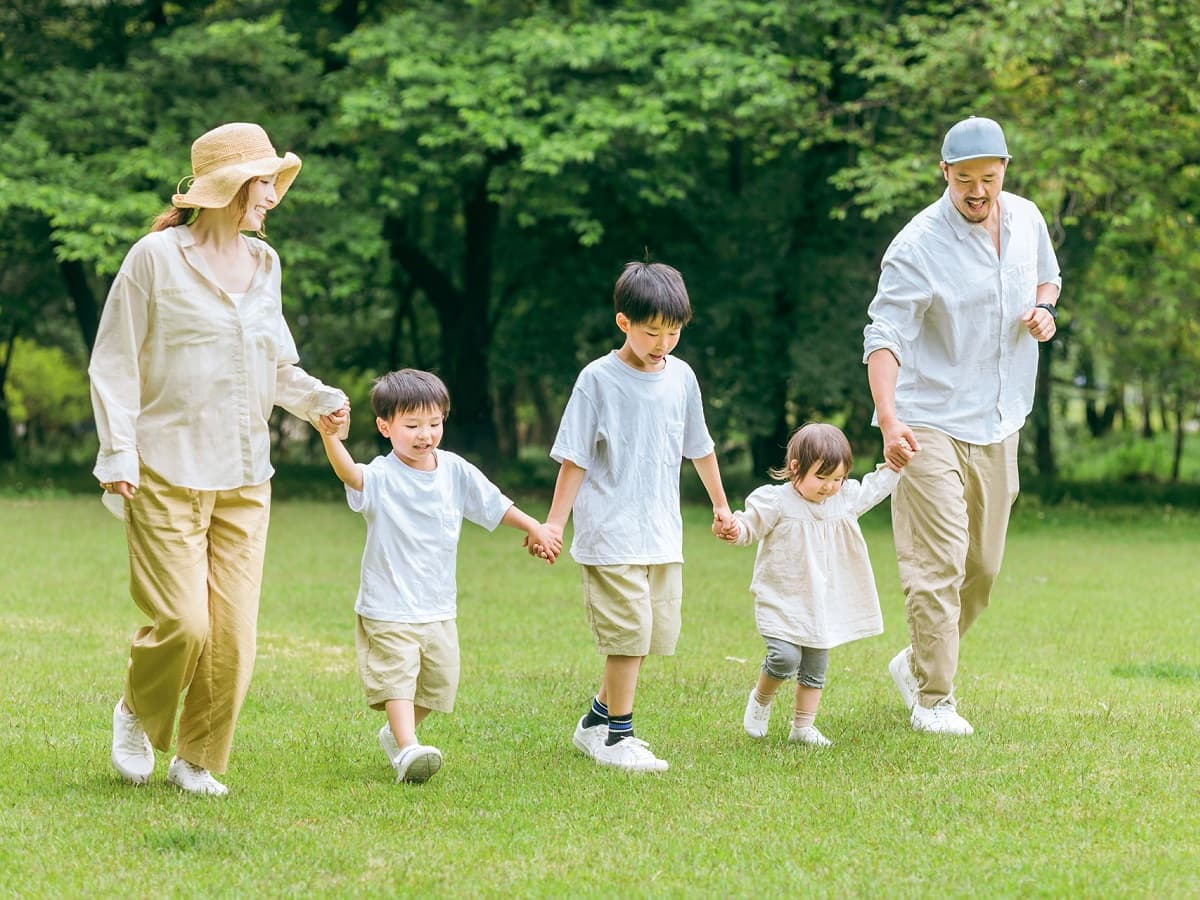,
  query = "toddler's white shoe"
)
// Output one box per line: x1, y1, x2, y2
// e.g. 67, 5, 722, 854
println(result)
111, 700, 154, 785
788, 724, 833, 747
167, 756, 228, 796
742, 689, 772, 739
